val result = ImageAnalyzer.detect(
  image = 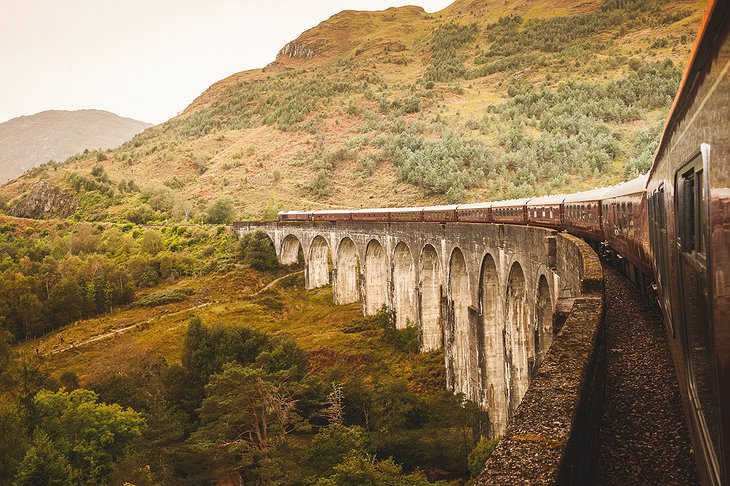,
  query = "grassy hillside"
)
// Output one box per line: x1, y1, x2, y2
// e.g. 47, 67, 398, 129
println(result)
0, 110, 151, 185
0, 0, 706, 222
